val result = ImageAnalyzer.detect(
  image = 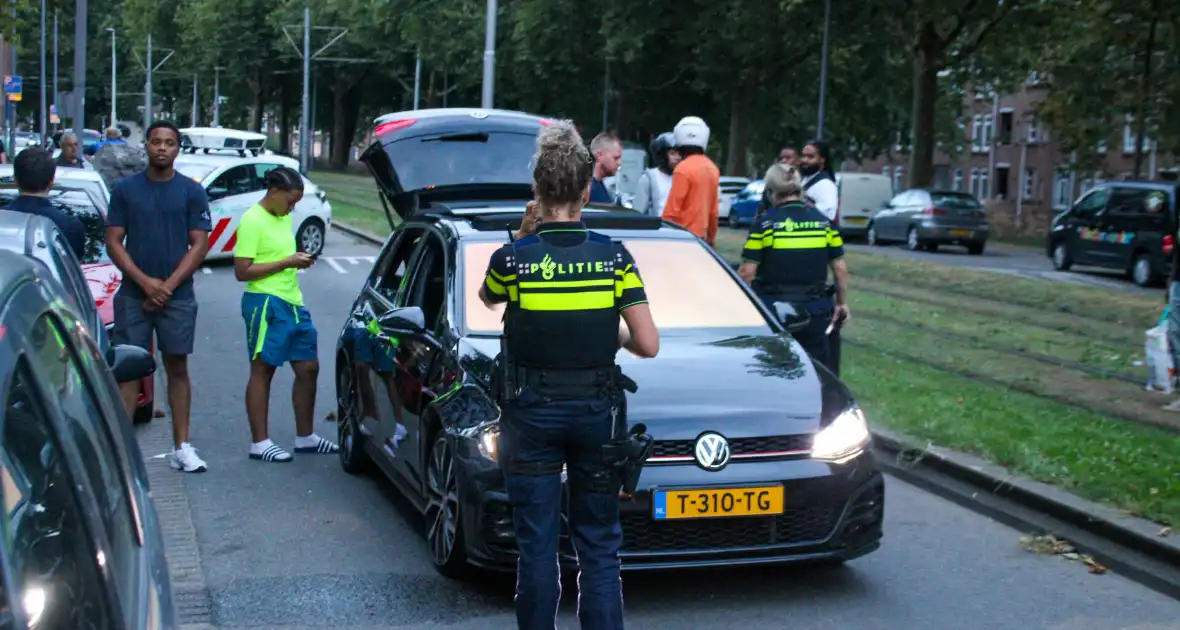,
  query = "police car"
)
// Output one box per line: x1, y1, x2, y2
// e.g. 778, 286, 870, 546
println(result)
333, 108, 883, 577
173, 128, 333, 258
